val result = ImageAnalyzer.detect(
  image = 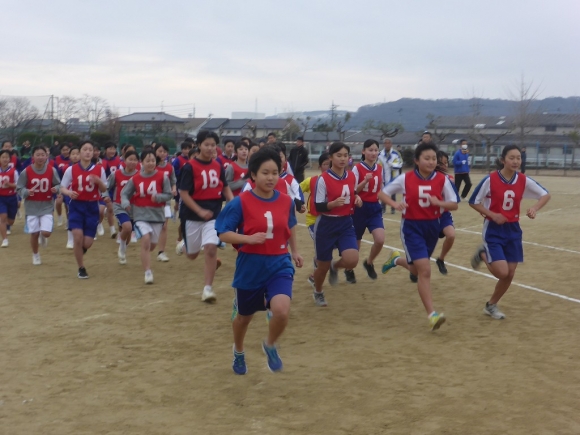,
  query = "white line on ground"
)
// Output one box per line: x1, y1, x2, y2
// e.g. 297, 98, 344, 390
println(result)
74, 313, 110, 322
299, 223, 580, 305
383, 217, 580, 255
